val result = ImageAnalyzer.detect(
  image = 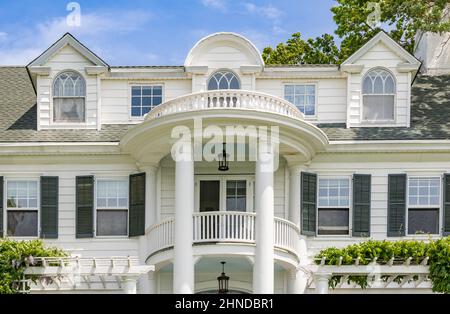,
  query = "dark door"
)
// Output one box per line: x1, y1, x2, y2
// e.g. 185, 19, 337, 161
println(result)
199, 181, 220, 239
